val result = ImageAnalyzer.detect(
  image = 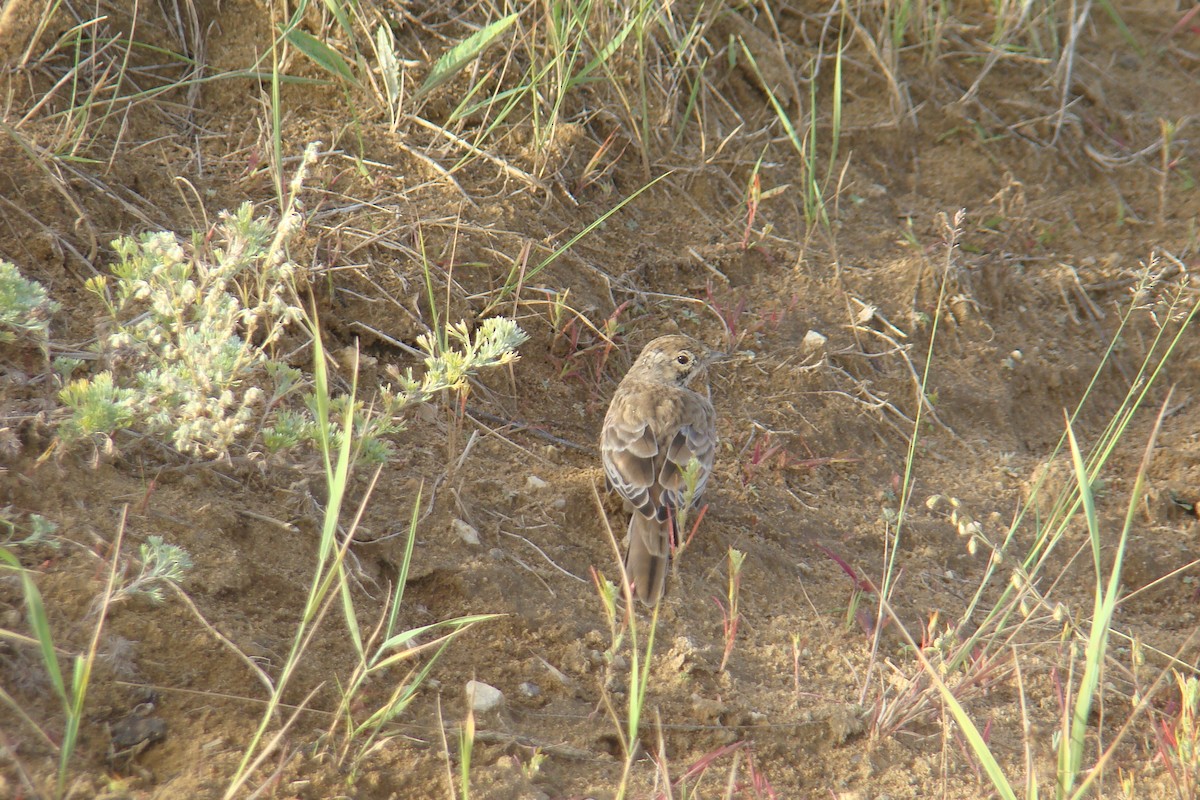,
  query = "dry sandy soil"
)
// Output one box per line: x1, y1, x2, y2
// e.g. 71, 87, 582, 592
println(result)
2, 0, 1200, 798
